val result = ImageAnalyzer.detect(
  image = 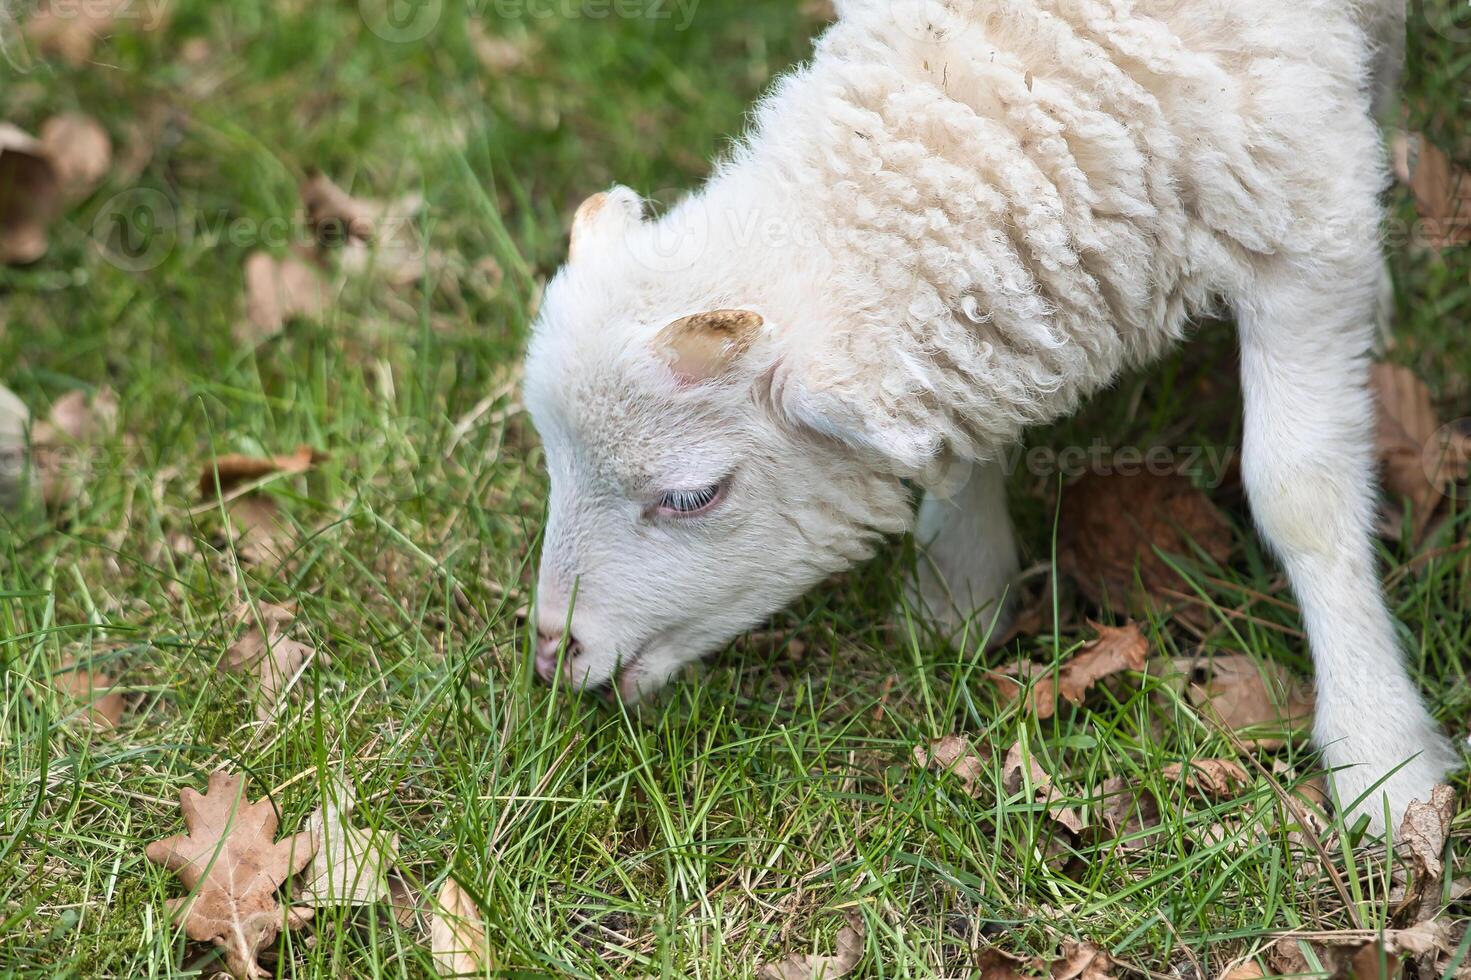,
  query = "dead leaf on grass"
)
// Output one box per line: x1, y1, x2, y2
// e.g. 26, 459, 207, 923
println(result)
0, 123, 60, 265
1371, 362, 1470, 542
222, 601, 326, 721
429, 879, 493, 976
199, 445, 323, 565
756, 910, 865, 980
298, 780, 400, 907
1161, 759, 1251, 799
1393, 132, 1471, 248
1003, 741, 1085, 835
387, 873, 421, 928
1058, 471, 1232, 621
1160, 654, 1314, 749
467, 19, 540, 73
239, 249, 331, 344
1052, 941, 1117, 980
993, 621, 1148, 719
199, 445, 322, 498
1218, 963, 1265, 980
29, 388, 120, 507
145, 771, 316, 980
25, 0, 170, 65
39, 113, 111, 200
300, 173, 436, 289
913, 735, 990, 797
1098, 775, 1163, 849
51, 655, 125, 728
